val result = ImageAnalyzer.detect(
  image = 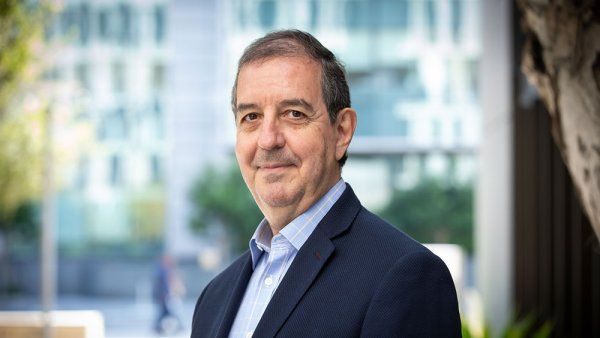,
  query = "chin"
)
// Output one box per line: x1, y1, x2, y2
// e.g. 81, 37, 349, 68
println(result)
258, 185, 301, 208
259, 192, 294, 208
